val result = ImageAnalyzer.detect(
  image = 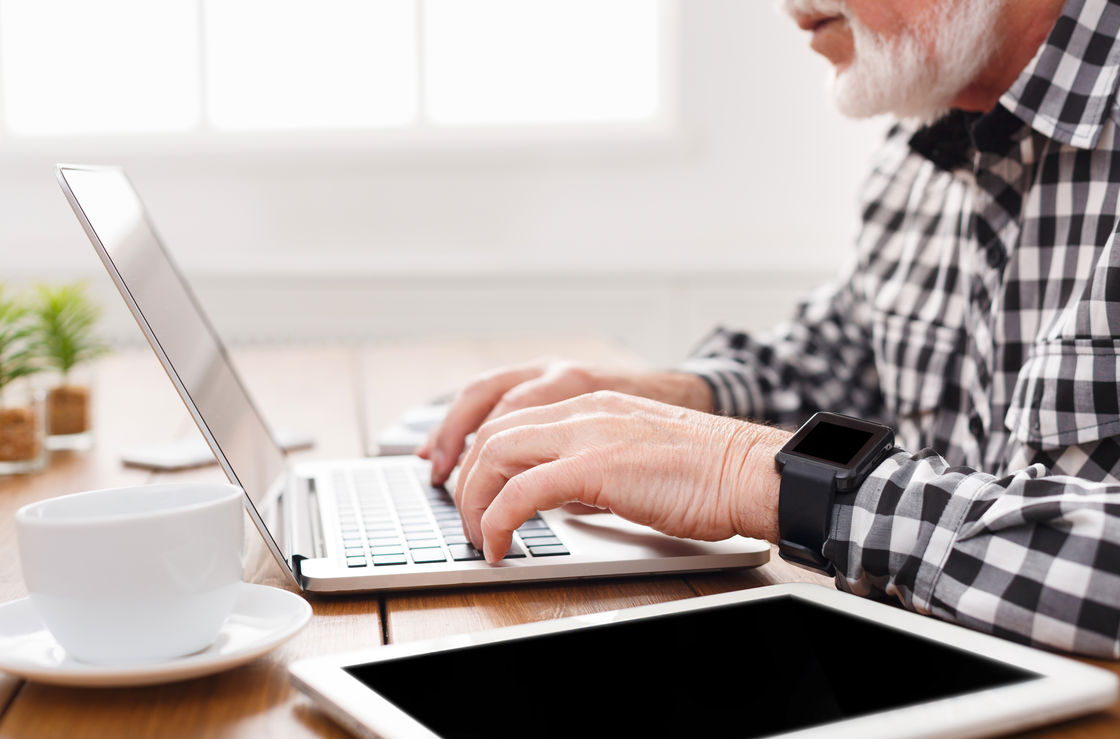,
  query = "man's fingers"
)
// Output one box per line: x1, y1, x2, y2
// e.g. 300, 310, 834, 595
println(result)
482, 378, 557, 428
426, 365, 544, 484
456, 423, 567, 544
478, 457, 600, 563
563, 501, 608, 515
480, 365, 598, 428
453, 398, 583, 510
